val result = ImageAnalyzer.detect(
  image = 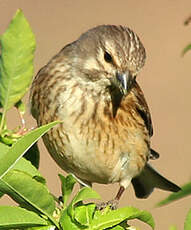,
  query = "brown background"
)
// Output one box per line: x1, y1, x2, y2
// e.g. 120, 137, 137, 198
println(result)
0, 0, 191, 229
